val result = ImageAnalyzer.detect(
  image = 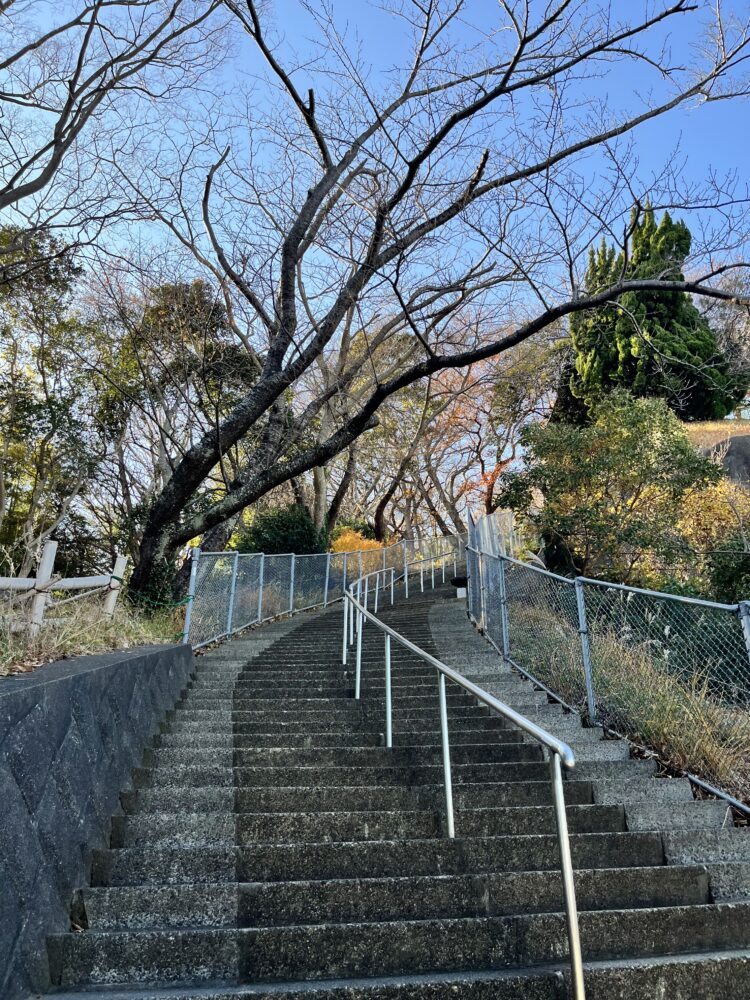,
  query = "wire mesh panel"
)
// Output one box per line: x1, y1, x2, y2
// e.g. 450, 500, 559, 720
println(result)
584, 580, 750, 796
502, 560, 584, 706
190, 552, 235, 646
327, 553, 348, 598
293, 553, 329, 611
259, 554, 293, 620
231, 554, 263, 631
